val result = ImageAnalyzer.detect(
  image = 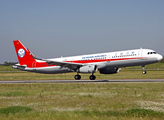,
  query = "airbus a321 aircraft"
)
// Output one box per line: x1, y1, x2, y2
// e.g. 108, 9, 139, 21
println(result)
13, 40, 163, 80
